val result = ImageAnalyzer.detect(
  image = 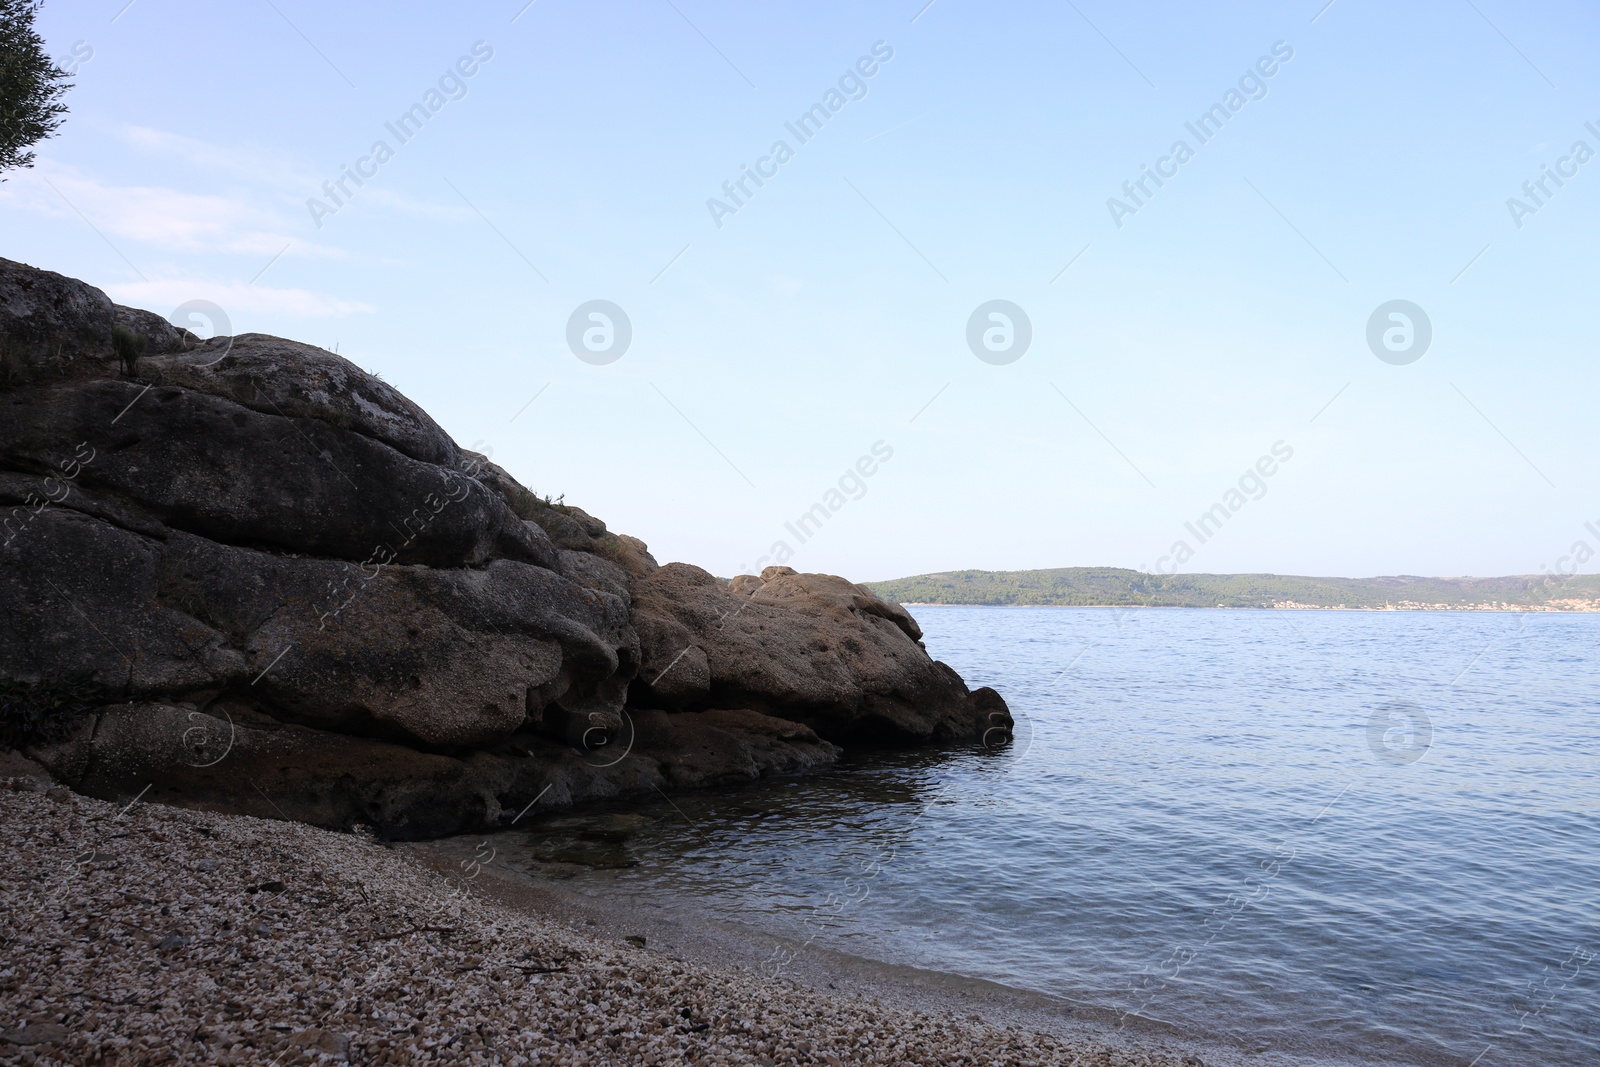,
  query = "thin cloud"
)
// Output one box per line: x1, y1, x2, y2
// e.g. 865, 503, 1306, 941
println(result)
358, 185, 474, 220
112, 125, 467, 221
4, 162, 345, 259
115, 124, 321, 190
106, 277, 374, 319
